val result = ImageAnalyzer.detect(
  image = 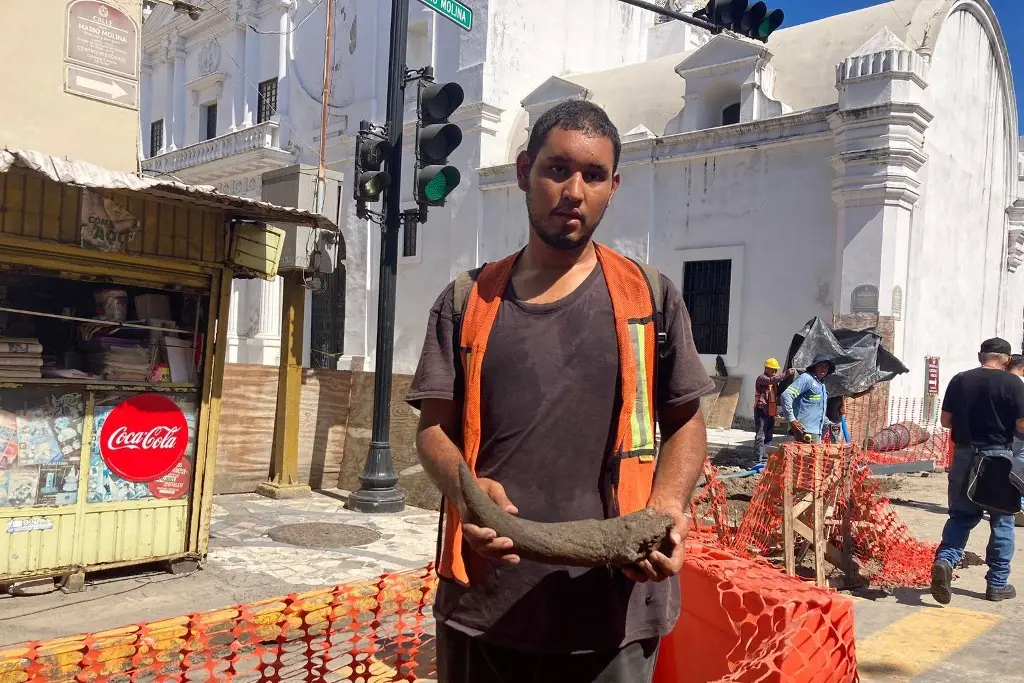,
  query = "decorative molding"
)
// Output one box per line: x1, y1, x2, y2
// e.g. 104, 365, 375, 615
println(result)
185, 72, 226, 95
836, 28, 930, 88
1006, 199, 1024, 273
216, 175, 263, 197
198, 39, 222, 75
